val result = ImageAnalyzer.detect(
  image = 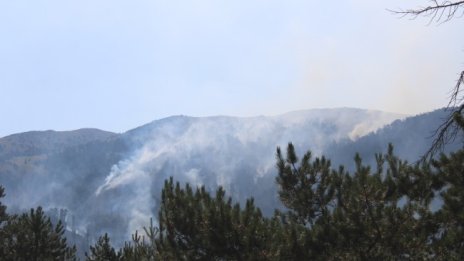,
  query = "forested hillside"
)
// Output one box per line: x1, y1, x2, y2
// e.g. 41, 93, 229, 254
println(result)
0, 108, 403, 243
0, 108, 463, 259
